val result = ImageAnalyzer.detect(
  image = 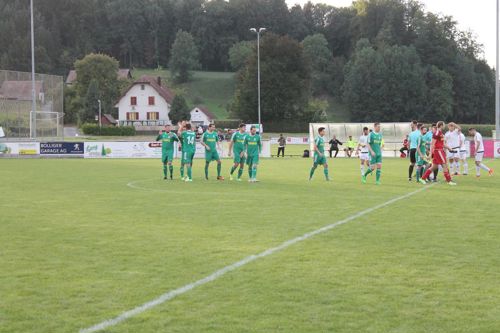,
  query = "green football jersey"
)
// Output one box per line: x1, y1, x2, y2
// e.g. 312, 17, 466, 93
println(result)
231, 131, 247, 152
181, 130, 196, 153
369, 131, 383, 155
314, 136, 325, 155
244, 134, 261, 156
202, 131, 218, 151
418, 134, 426, 155
156, 132, 178, 151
